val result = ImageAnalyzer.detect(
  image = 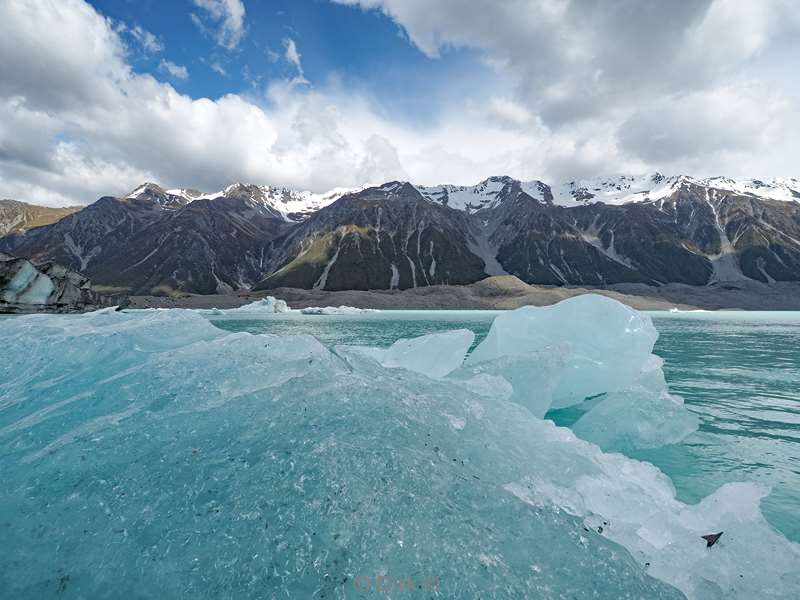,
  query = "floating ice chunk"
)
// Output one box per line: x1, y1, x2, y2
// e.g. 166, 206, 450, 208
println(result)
463, 296, 696, 447
572, 385, 699, 452
219, 296, 290, 313
468, 294, 658, 408
572, 386, 698, 451
338, 329, 475, 378
299, 305, 379, 315
572, 355, 699, 451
